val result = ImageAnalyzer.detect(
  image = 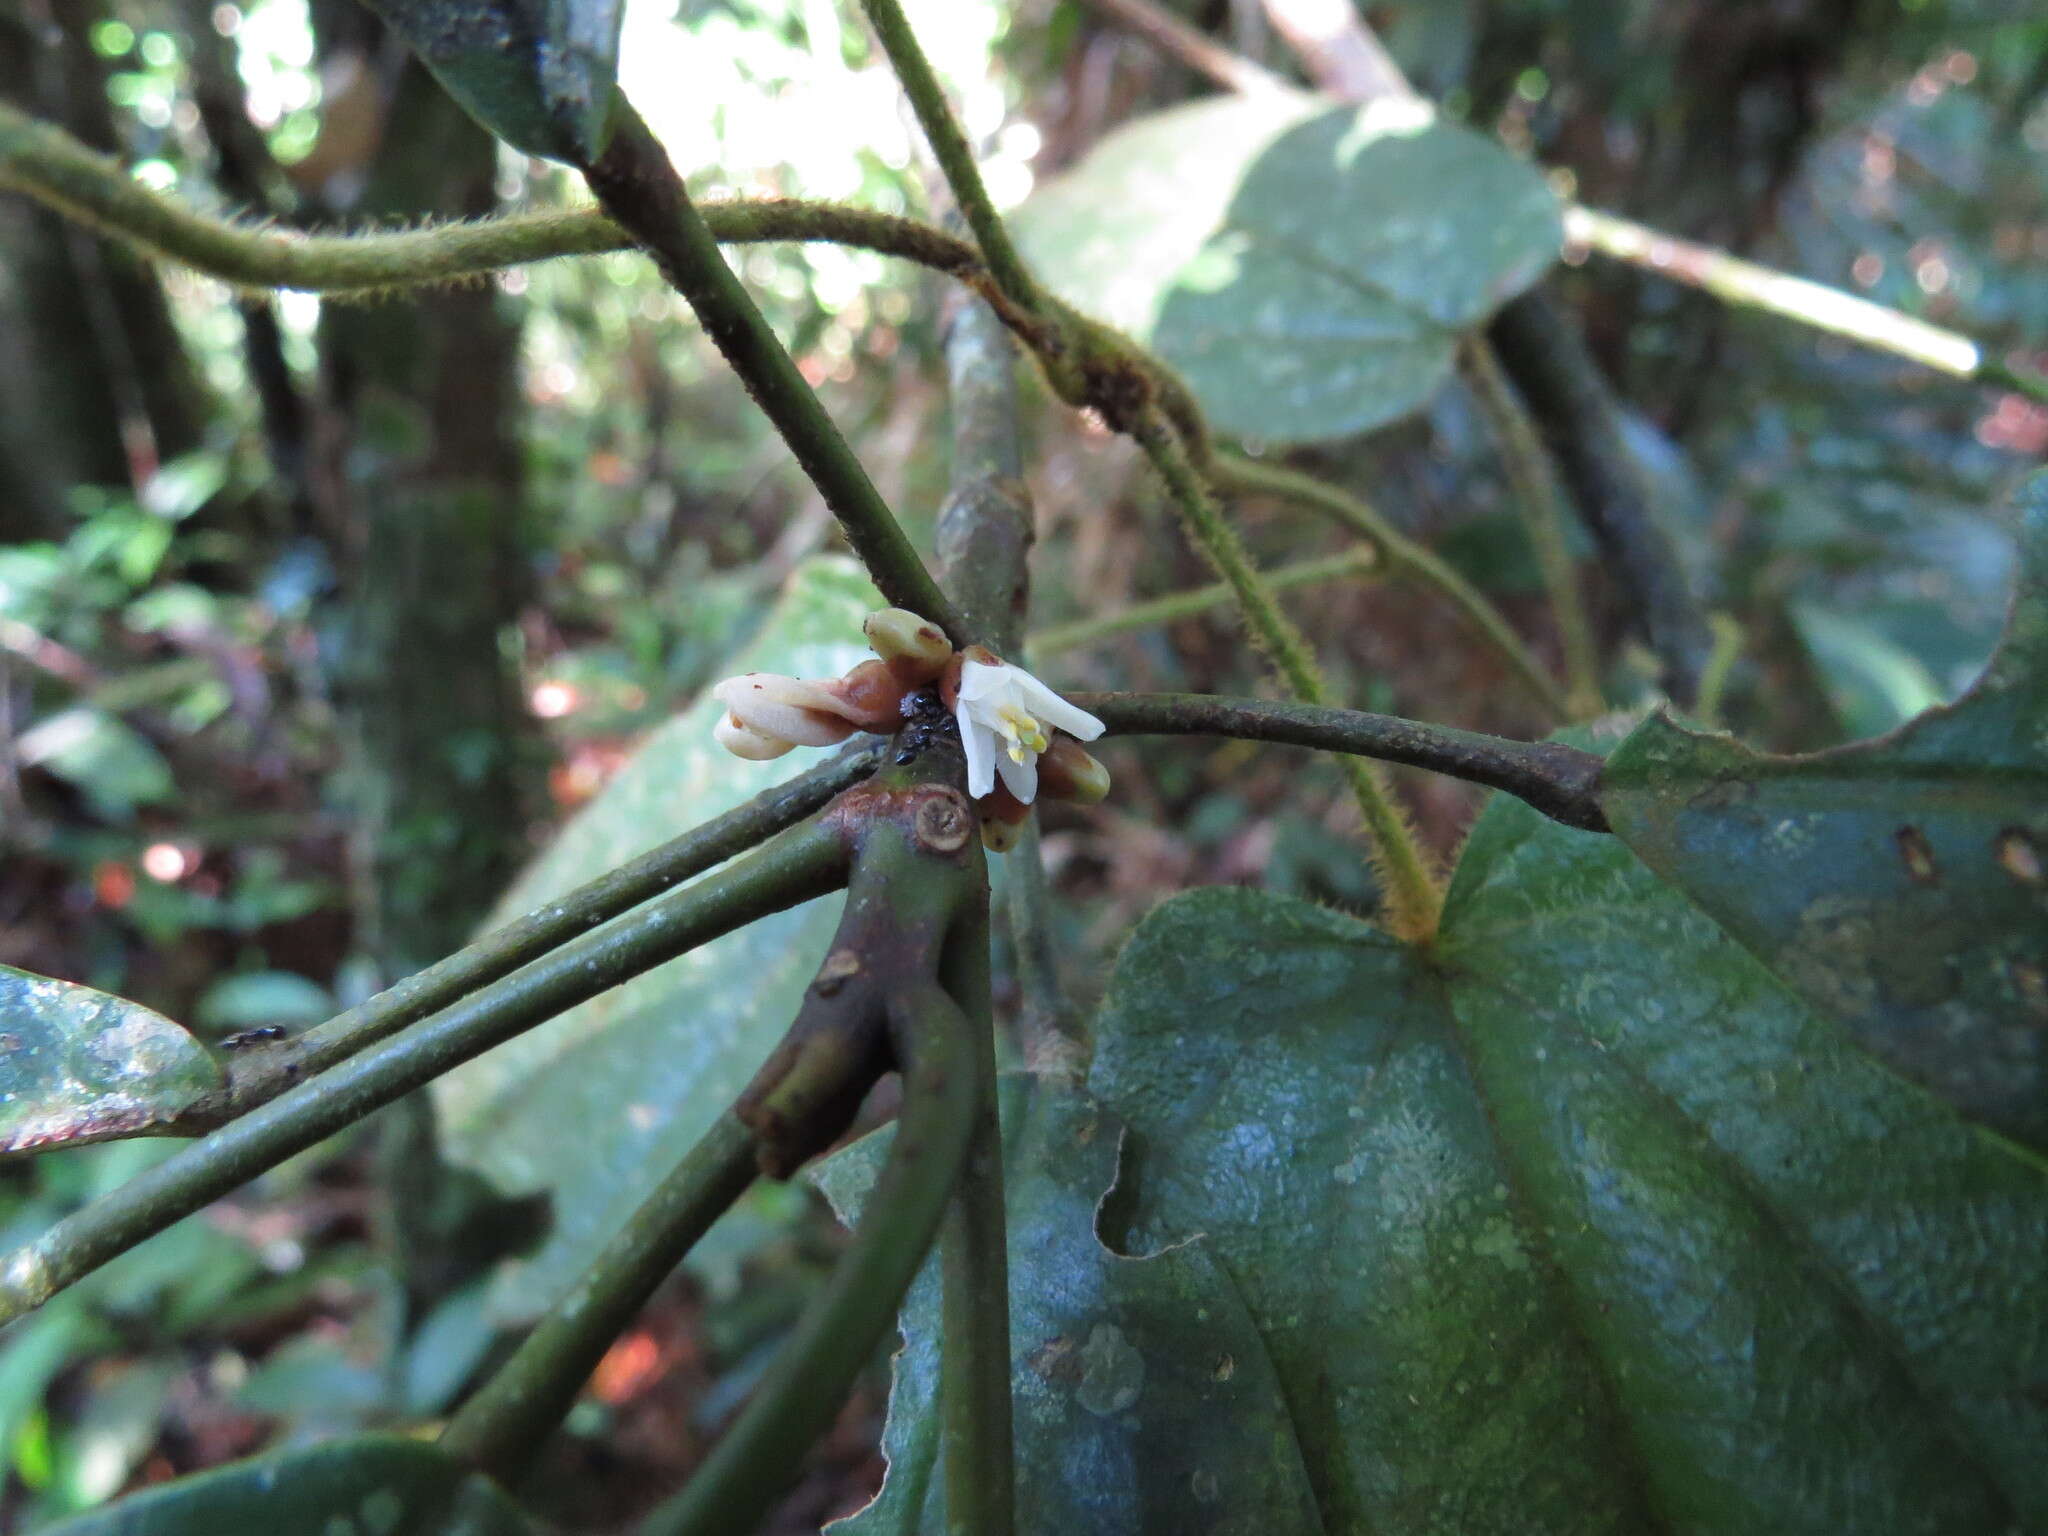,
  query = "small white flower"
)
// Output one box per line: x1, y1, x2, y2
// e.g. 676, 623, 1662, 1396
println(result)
953, 658, 1104, 803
